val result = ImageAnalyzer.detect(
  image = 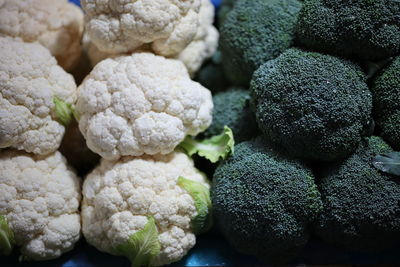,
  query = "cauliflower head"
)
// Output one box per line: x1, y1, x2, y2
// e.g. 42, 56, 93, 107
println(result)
0, 37, 77, 155
76, 52, 213, 160
82, 151, 211, 266
175, 0, 219, 76
82, 0, 201, 56
0, 150, 81, 260
0, 0, 84, 70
